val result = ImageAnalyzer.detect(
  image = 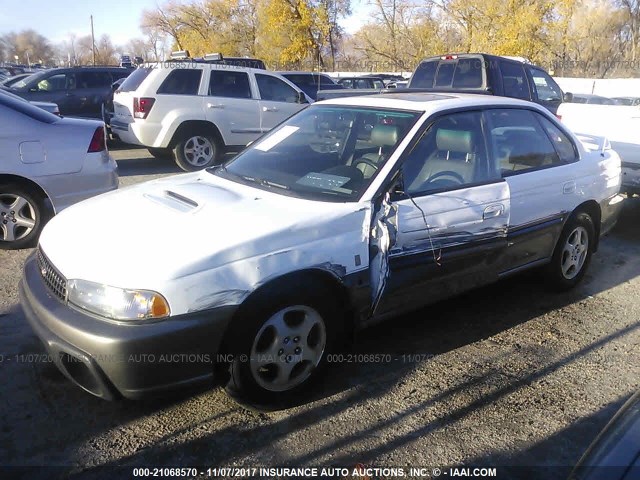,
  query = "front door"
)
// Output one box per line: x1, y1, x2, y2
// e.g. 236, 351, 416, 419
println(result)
255, 73, 307, 133
370, 110, 511, 317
